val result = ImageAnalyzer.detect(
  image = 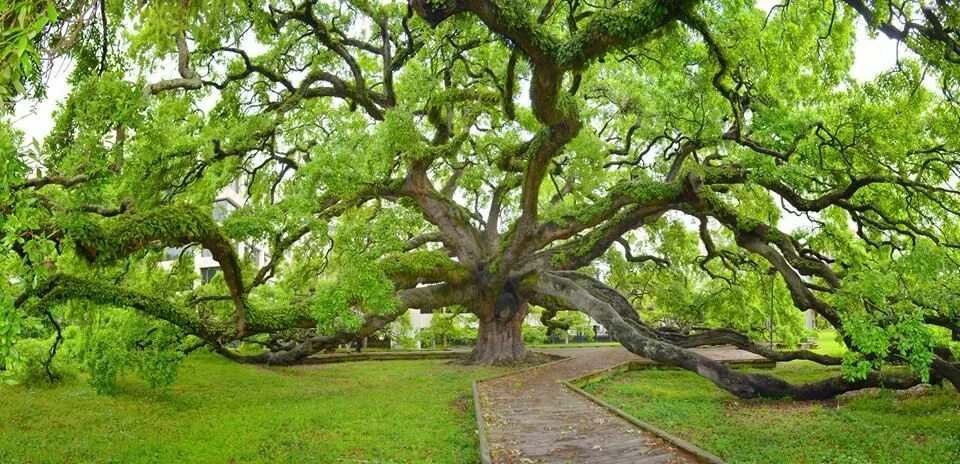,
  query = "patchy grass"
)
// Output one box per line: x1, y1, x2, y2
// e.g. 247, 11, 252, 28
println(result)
0, 353, 510, 463
813, 329, 847, 357
585, 361, 960, 464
